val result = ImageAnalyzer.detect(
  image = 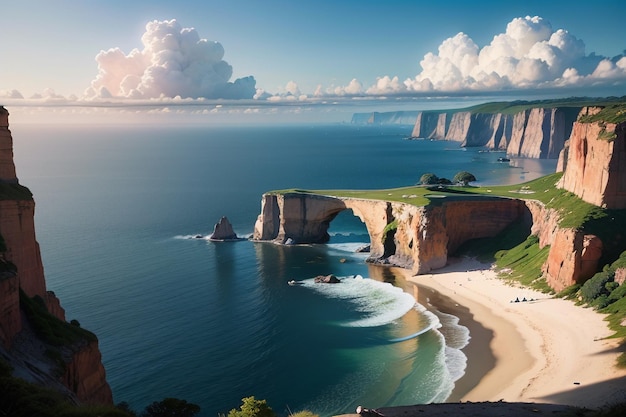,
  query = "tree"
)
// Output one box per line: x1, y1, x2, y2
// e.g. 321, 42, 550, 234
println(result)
142, 398, 200, 417
227, 396, 275, 417
419, 173, 439, 185
453, 171, 476, 185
